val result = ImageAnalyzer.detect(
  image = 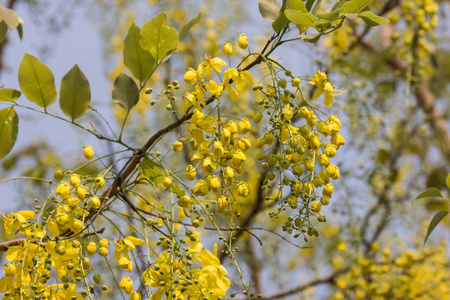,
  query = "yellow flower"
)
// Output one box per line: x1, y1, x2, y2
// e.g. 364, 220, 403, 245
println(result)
323, 82, 344, 106
217, 196, 228, 213
185, 165, 196, 181
224, 167, 234, 187
76, 185, 87, 200
119, 256, 133, 272
192, 249, 230, 298
83, 145, 94, 160
292, 77, 301, 87
238, 33, 248, 49
212, 141, 224, 158
178, 195, 192, 208
237, 137, 251, 152
221, 79, 239, 101
2, 210, 36, 234
183, 67, 198, 84
223, 68, 254, 90
129, 292, 142, 300
192, 179, 210, 196
311, 201, 321, 212
3, 263, 16, 276
56, 181, 71, 199
114, 236, 145, 261
198, 55, 227, 79
326, 164, 340, 180
323, 182, 334, 197
119, 276, 134, 295
95, 174, 105, 189
238, 117, 252, 134
309, 70, 343, 106
331, 133, 345, 149
325, 144, 337, 157
207, 175, 221, 192
202, 157, 217, 175
172, 141, 183, 152
162, 177, 173, 188
236, 180, 250, 197
90, 195, 101, 209
223, 42, 233, 57
206, 80, 222, 97
69, 174, 81, 188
